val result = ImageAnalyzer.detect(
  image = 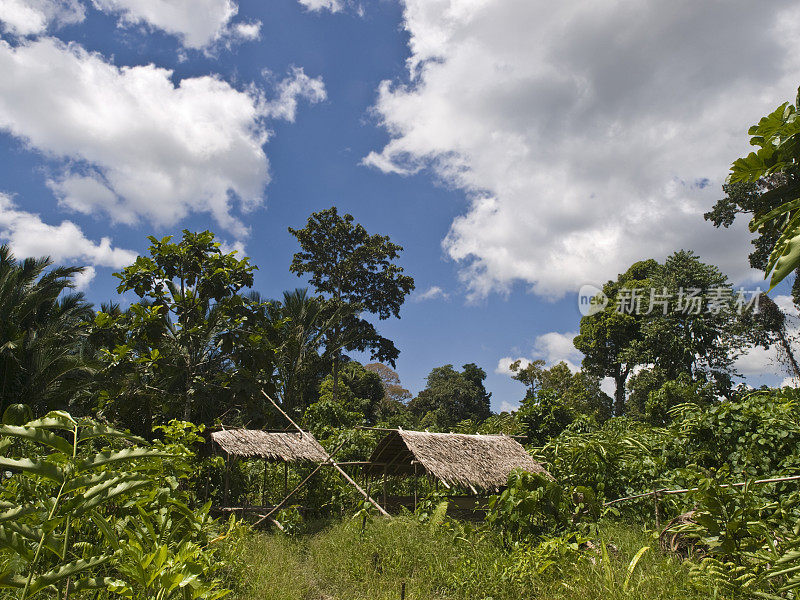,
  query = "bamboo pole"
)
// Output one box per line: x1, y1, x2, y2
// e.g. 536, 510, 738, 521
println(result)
260, 390, 389, 516
603, 474, 800, 506
251, 437, 349, 528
